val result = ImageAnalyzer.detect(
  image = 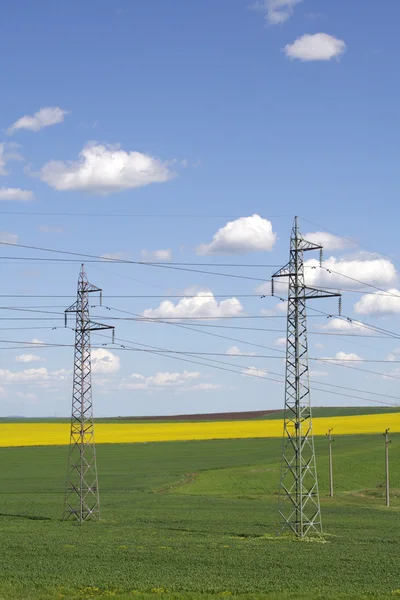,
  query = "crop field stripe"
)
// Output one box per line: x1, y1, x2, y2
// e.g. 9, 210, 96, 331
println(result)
1, 412, 400, 447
